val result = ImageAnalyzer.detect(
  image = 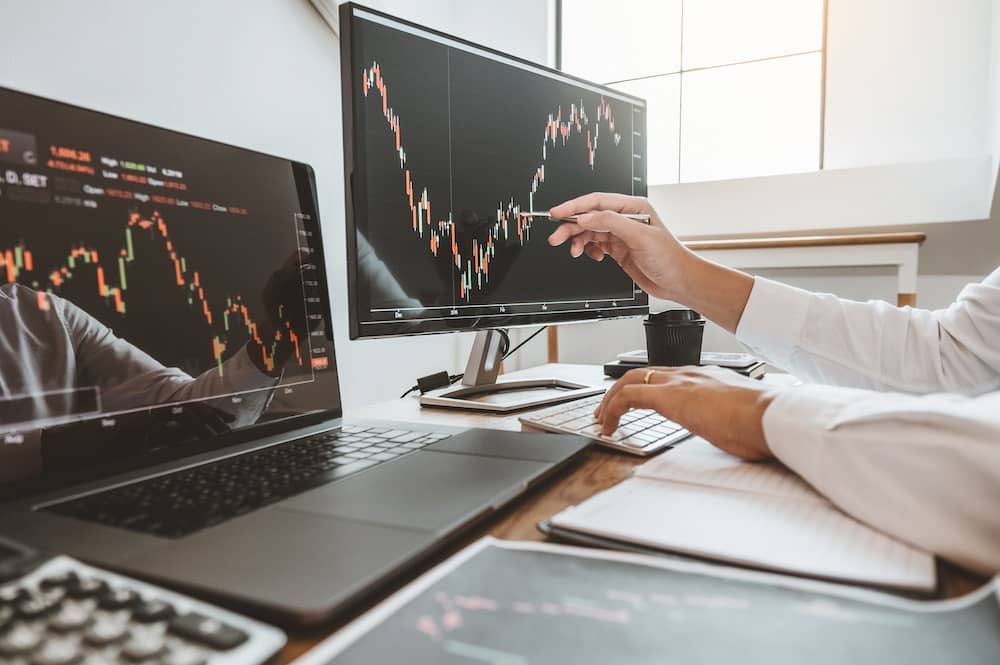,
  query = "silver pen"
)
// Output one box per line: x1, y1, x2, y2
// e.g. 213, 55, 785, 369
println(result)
517, 211, 651, 224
